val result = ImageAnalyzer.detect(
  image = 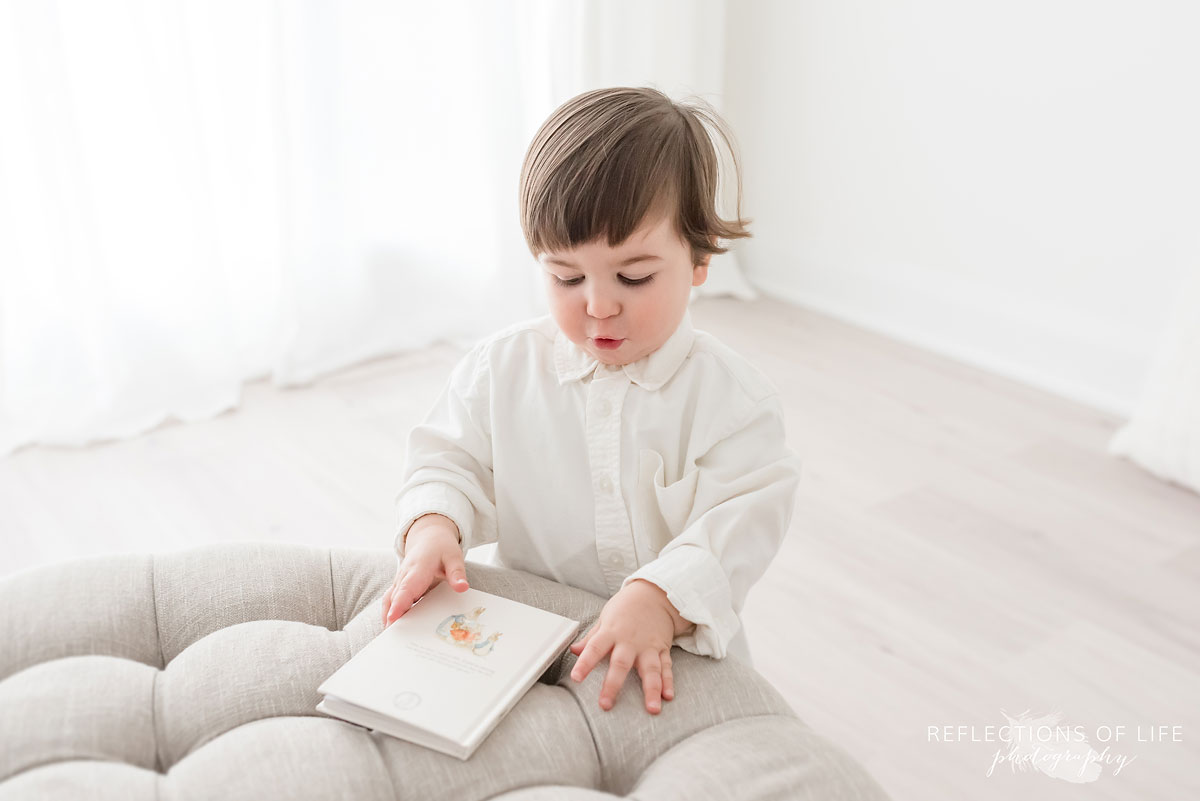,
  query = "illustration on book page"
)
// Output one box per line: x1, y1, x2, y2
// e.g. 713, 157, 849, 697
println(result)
435, 607, 504, 657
